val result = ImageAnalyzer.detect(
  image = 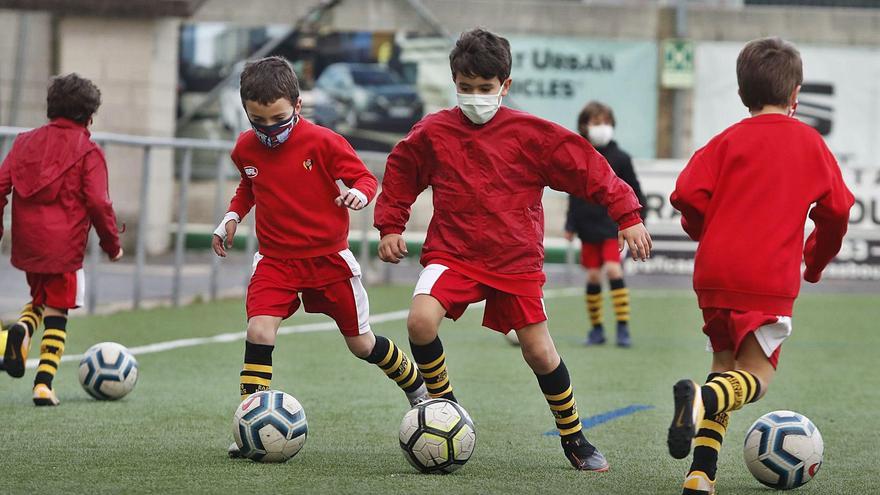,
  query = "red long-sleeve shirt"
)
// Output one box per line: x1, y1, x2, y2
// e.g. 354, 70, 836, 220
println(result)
227, 119, 377, 259
0, 118, 120, 273
374, 107, 642, 295
671, 113, 854, 315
